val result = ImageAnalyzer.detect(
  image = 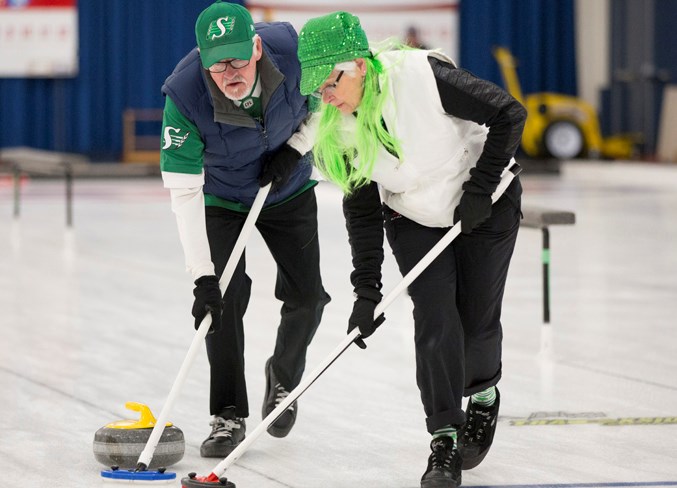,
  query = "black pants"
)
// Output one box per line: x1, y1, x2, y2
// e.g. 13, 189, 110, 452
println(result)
384, 179, 521, 433
204, 188, 331, 418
